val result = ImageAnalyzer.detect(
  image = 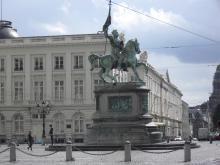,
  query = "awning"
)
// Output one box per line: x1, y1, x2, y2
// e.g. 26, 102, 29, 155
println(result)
145, 122, 165, 127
